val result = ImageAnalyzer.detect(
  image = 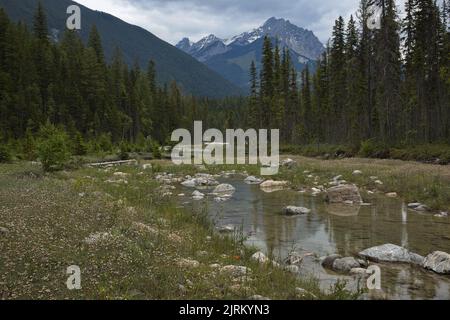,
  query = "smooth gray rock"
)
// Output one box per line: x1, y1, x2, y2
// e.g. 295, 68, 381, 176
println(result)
281, 158, 297, 168
213, 183, 236, 194
282, 206, 311, 216
244, 176, 264, 185
332, 257, 361, 273
326, 184, 362, 204
359, 243, 424, 265
251, 252, 269, 264
423, 251, 450, 274
321, 254, 342, 269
